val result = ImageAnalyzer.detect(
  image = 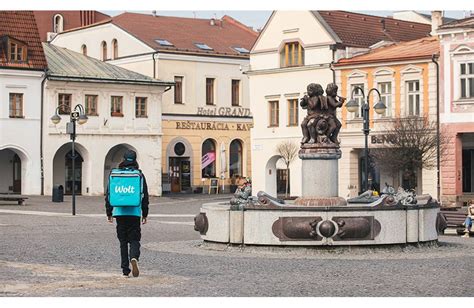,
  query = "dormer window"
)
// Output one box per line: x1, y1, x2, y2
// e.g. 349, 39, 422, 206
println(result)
195, 43, 213, 51
280, 41, 304, 68
7, 38, 27, 62
233, 46, 249, 54
155, 39, 173, 46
